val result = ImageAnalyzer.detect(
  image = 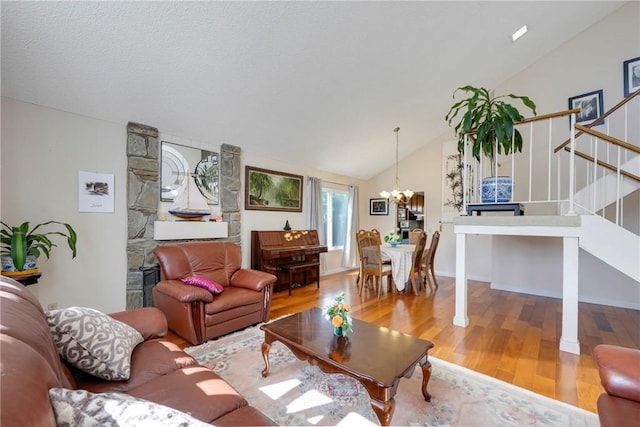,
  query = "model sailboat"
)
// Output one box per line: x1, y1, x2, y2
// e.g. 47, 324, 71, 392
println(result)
168, 174, 211, 220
